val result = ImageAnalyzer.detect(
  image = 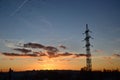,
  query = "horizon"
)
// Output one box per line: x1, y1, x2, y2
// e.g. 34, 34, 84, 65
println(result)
1, 67, 120, 72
